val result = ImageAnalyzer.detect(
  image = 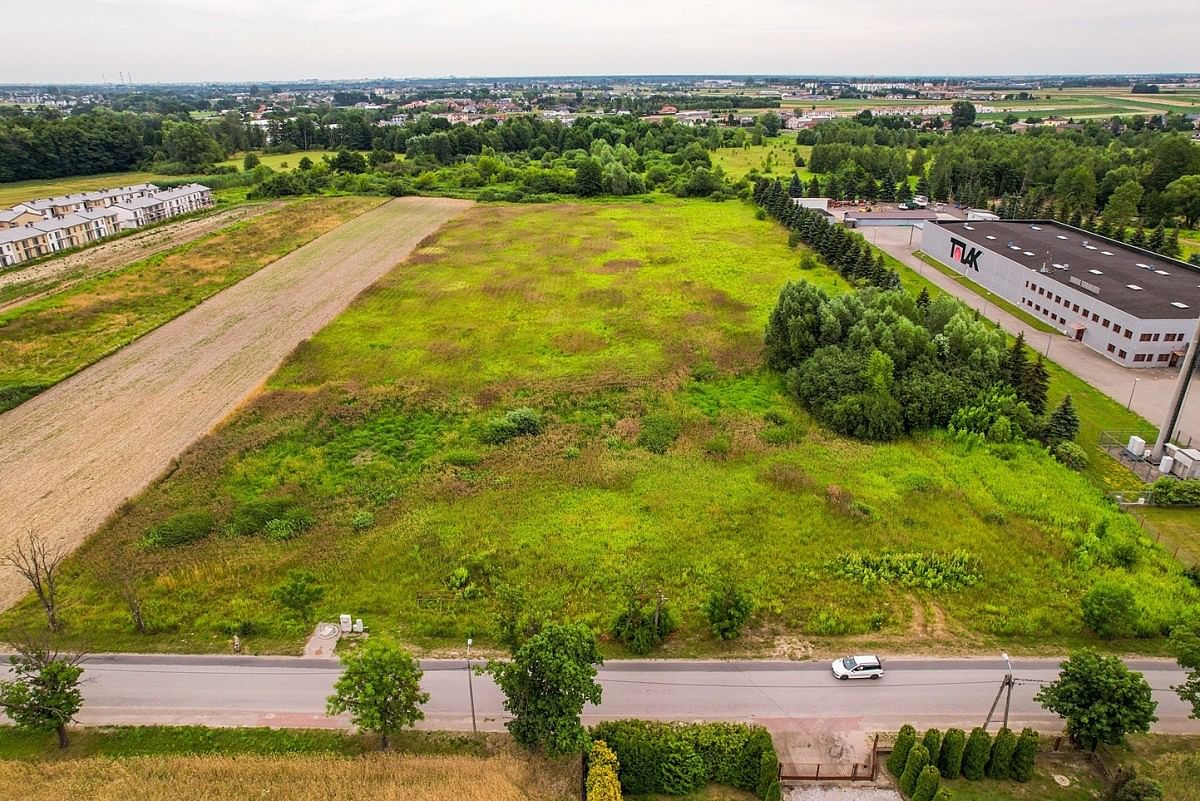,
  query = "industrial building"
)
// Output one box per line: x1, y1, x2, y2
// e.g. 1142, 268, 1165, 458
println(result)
923, 220, 1200, 369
